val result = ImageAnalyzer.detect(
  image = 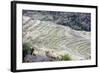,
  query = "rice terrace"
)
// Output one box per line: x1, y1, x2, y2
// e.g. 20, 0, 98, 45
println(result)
22, 10, 91, 63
